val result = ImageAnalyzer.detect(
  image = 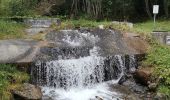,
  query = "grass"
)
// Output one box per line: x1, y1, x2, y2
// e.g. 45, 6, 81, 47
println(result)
0, 64, 29, 100
0, 20, 26, 39
133, 20, 170, 35
0, 18, 169, 40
